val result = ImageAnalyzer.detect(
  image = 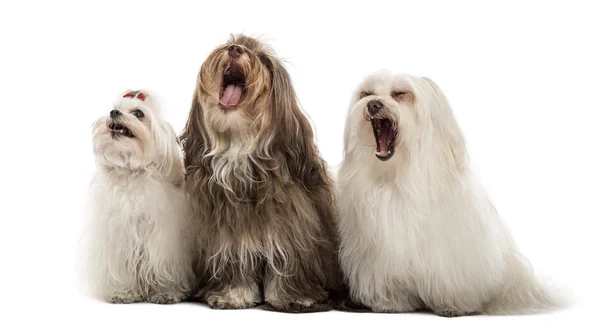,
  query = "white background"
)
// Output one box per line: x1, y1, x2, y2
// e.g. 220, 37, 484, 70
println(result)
1, 0, 598, 327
